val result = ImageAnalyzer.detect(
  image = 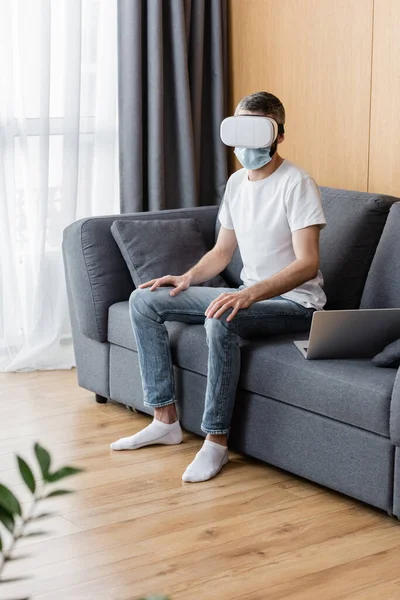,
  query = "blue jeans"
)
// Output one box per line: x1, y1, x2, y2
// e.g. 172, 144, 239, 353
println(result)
129, 285, 315, 435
